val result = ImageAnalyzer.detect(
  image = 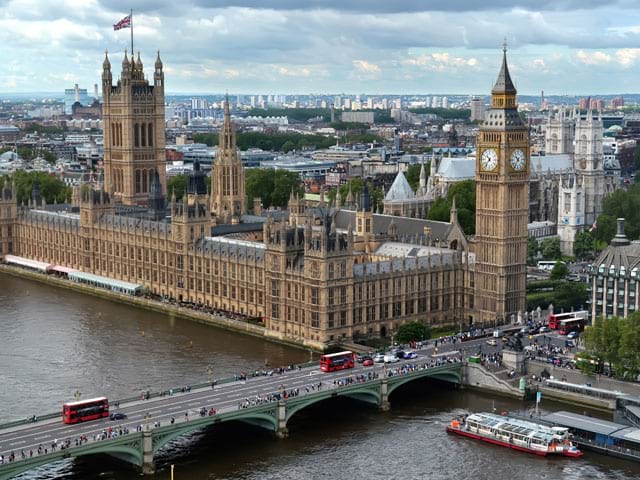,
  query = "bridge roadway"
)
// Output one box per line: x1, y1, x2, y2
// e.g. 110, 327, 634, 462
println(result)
0, 346, 463, 479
